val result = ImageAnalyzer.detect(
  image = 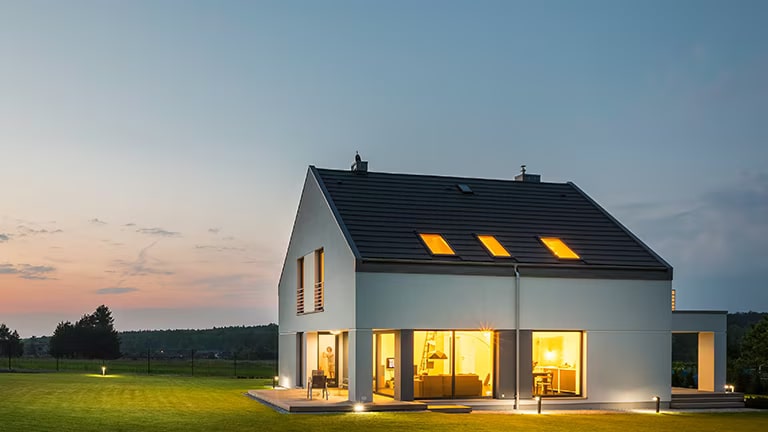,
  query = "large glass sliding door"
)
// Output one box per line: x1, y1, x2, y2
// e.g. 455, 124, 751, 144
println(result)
455, 331, 494, 397
413, 330, 493, 399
